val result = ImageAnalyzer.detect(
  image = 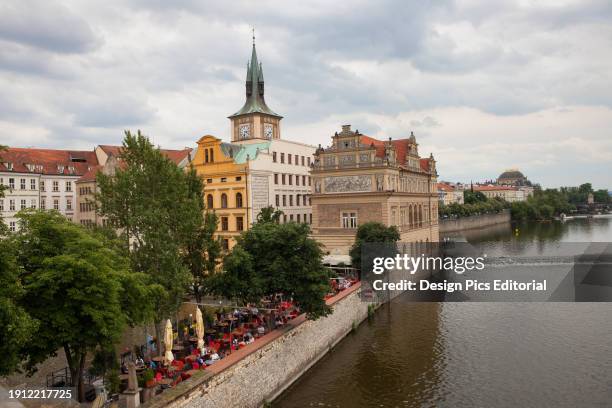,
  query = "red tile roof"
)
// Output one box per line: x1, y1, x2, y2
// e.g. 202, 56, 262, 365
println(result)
473, 185, 518, 191
358, 134, 431, 173
99, 145, 192, 165
437, 183, 455, 192
77, 165, 102, 182
0, 147, 98, 176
